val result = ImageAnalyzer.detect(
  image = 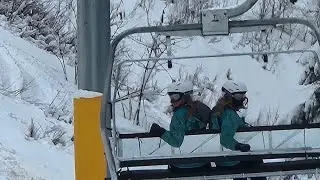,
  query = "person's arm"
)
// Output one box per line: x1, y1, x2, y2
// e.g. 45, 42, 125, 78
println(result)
239, 117, 251, 128
160, 111, 186, 148
220, 110, 251, 152
210, 116, 220, 131
220, 111, 239, 150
